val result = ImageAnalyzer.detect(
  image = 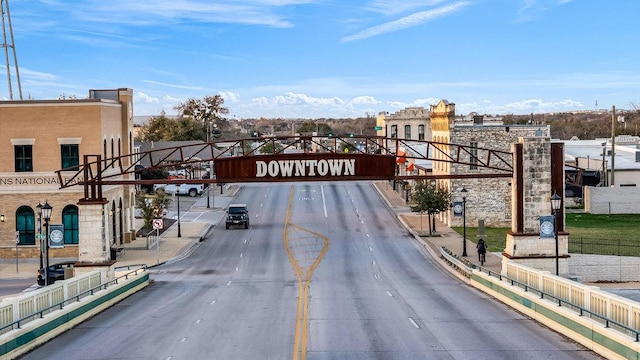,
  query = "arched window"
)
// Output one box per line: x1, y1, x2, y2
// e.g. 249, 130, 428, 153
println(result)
62, 205, 79, 244
16, 206, 35, 245
110, 138, 115, 168
103, 139, 107, 169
